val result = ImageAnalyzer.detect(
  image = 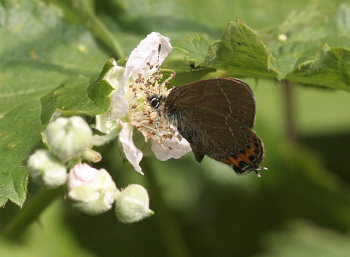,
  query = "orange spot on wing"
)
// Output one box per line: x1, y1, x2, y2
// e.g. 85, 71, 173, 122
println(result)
236, 154, 250, 163
222, 157, 239, 166
223, 141, 262, 168
229, 157, 239, 166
